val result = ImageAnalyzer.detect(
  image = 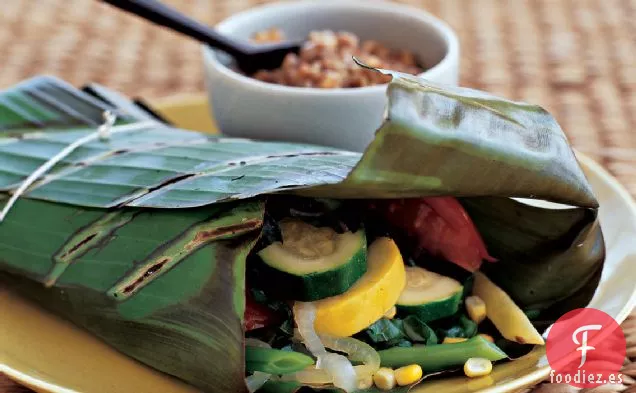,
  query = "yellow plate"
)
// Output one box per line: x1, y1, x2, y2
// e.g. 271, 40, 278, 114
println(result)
1, 95, 635, 393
